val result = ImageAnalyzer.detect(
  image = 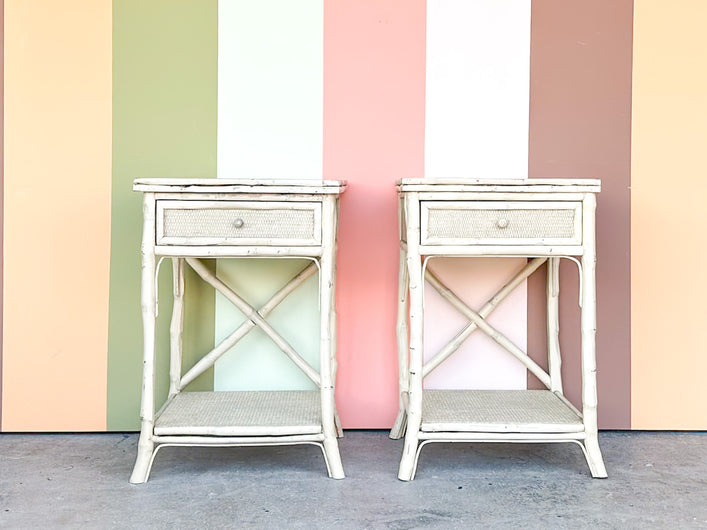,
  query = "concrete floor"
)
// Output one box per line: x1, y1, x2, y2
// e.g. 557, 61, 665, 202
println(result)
1, 431, 706, 529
